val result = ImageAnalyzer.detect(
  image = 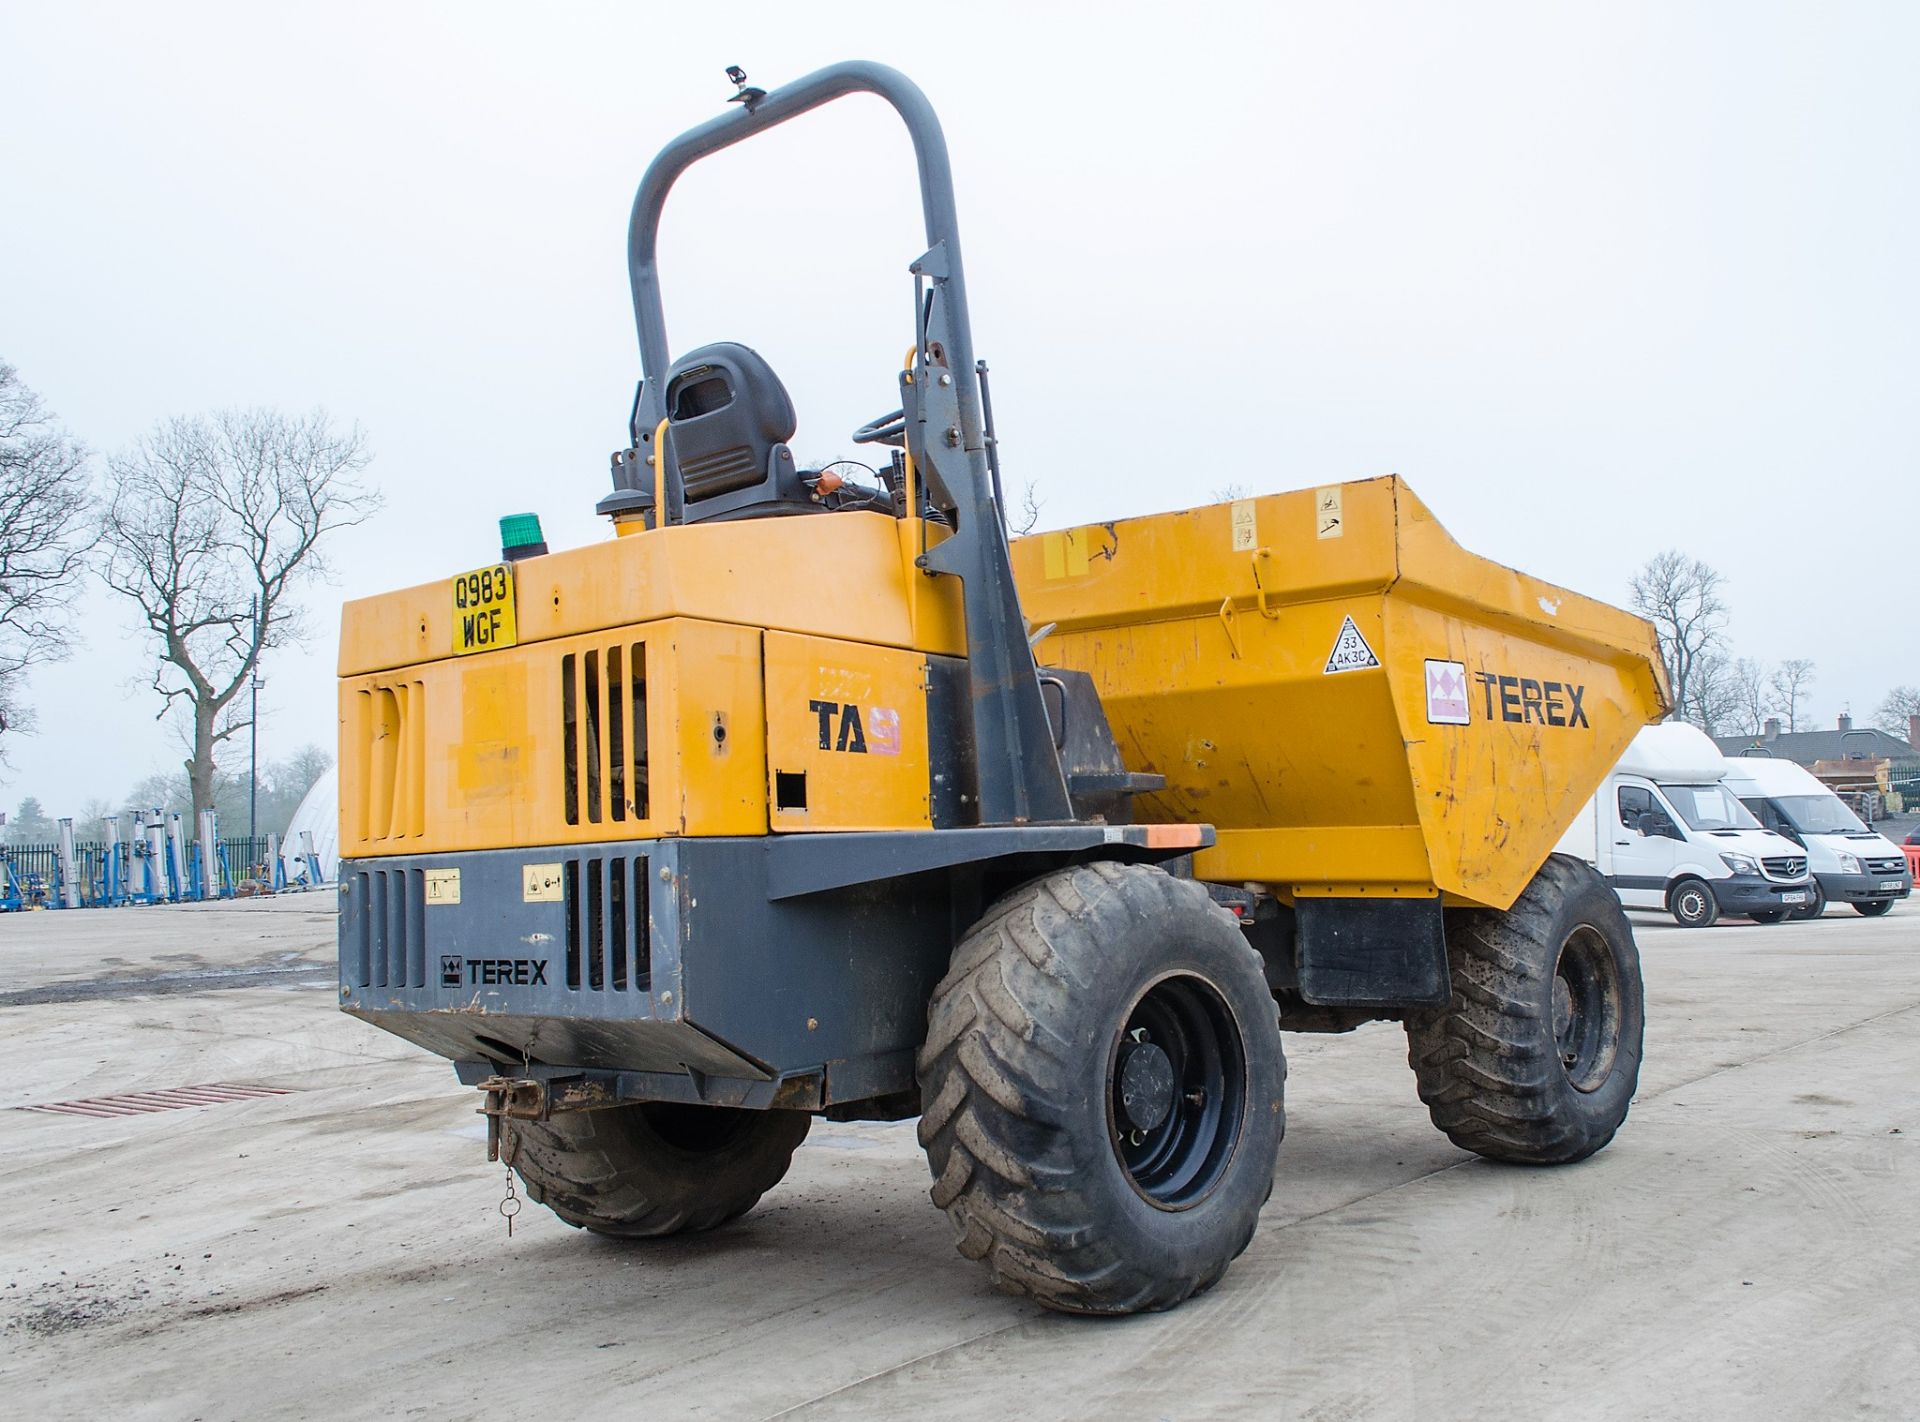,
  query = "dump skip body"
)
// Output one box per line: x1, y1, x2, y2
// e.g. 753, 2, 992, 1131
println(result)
1012, 476, 1669, 911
